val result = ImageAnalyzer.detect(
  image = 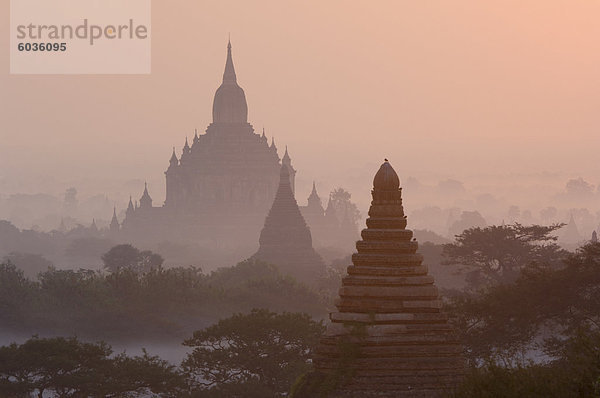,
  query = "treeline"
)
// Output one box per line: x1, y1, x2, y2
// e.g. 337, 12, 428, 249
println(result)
0, 259, 328, 341
0, 310, 325, 398
442, 224, 600, 397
